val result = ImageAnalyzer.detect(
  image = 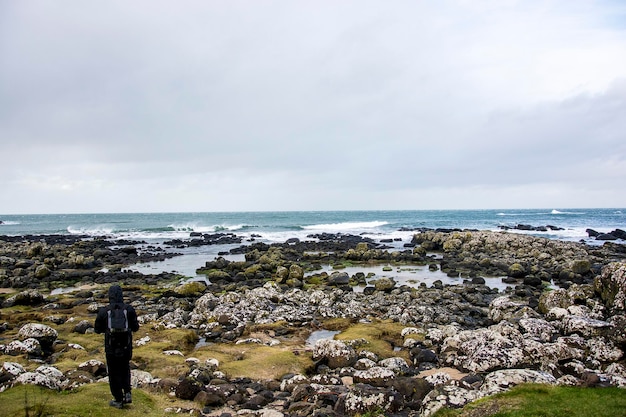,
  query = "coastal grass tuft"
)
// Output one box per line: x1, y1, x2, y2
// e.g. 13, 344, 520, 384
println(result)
0, 382, 186, 417
196, 344, 314, 380
433, 384, 626, 417
335, 320, 409, 360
